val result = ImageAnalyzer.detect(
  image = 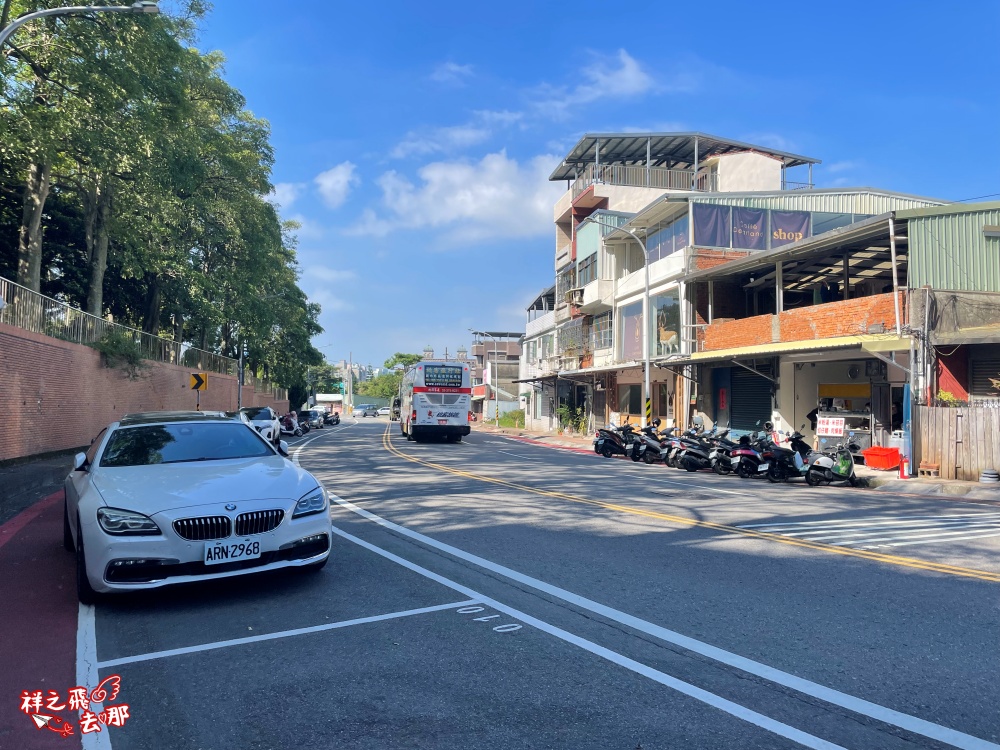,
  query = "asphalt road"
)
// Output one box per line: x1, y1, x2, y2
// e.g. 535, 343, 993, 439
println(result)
84, 418, 1000, 750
